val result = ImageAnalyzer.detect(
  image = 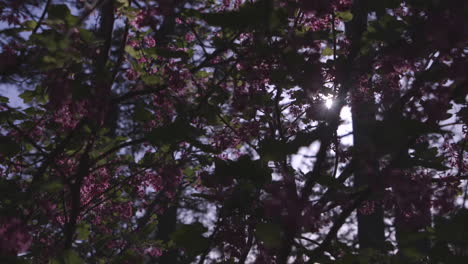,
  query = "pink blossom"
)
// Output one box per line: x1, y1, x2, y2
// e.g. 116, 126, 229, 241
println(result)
40, 201, 57, 216
149, 67, 159, 75
185, 33, 195, 42
144, 36, 156, 48
54, 103, 84, 130
120, 202, 133, 219
130, 11, 145, 29
145, 246, 163, 257
125, 69, 139, 80
0, 218, 32, 255
128, 39, 139, 48
138, 57, 147, 64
